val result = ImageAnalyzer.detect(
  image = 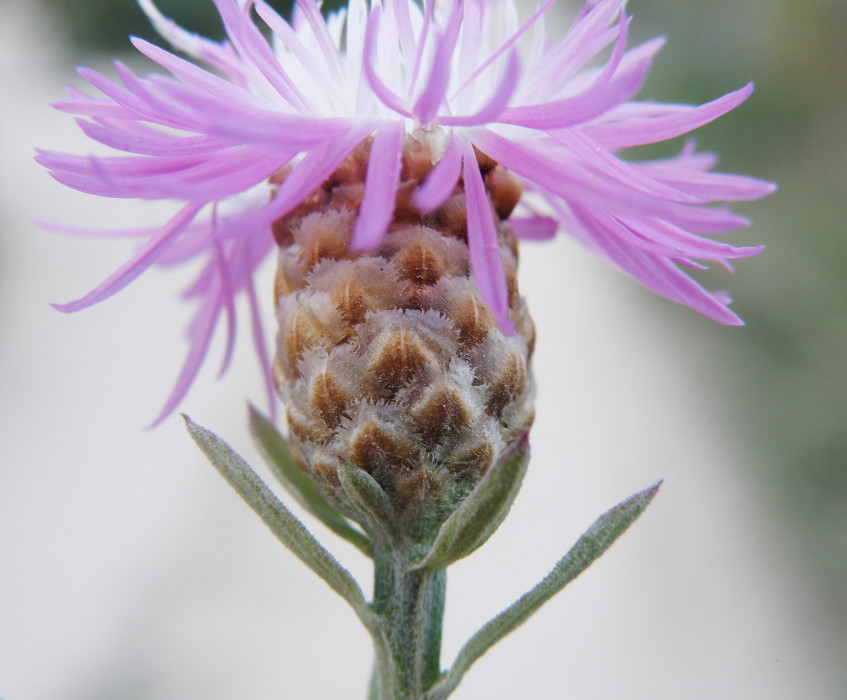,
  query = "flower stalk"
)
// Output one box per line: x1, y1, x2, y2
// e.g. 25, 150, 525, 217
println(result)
370, 546, 446, 699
